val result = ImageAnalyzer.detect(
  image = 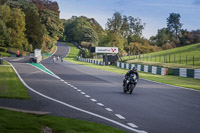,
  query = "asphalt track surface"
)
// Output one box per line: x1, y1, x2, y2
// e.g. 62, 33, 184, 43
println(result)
1, 42, 200, 133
